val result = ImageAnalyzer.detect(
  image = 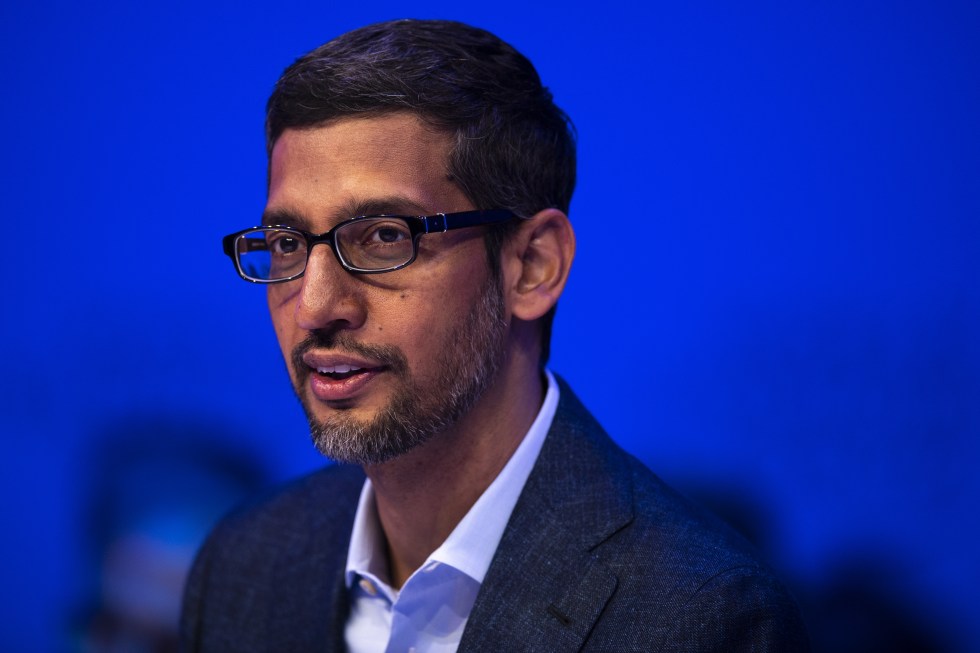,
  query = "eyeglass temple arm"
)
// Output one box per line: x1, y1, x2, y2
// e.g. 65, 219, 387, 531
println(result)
420, 210, 515, 234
